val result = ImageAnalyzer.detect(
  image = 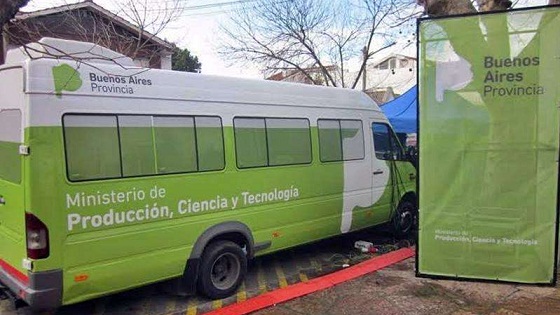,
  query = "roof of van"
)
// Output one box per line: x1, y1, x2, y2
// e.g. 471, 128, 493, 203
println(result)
7, 38, 381, 111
